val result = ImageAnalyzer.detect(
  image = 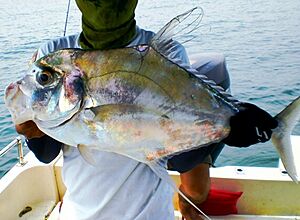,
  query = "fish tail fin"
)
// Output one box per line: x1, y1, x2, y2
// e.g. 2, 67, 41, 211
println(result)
148, 162, 211, 220
272, 96, 300, 183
